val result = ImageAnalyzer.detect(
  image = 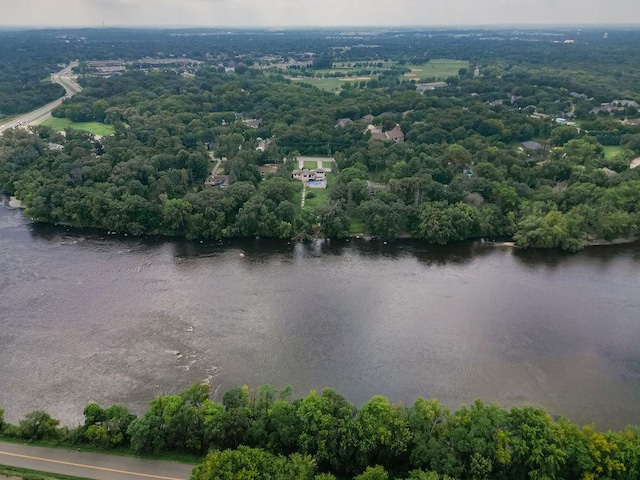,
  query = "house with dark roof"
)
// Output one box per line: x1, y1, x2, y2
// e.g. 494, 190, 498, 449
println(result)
256, 137, 273, 151
257, 165, 278, 177
243, 118, 262, 129
205, 175, 229, 188
335, 118, 353, 128
384, 125, 405, 143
